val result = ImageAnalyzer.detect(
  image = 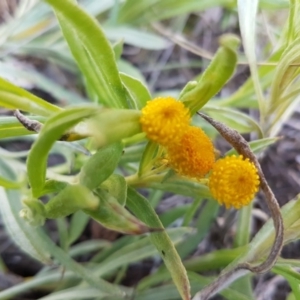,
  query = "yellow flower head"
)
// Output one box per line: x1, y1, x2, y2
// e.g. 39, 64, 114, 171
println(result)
140, 97, 190, 146
167, 126, 215, 178
209, 155, 260, 209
